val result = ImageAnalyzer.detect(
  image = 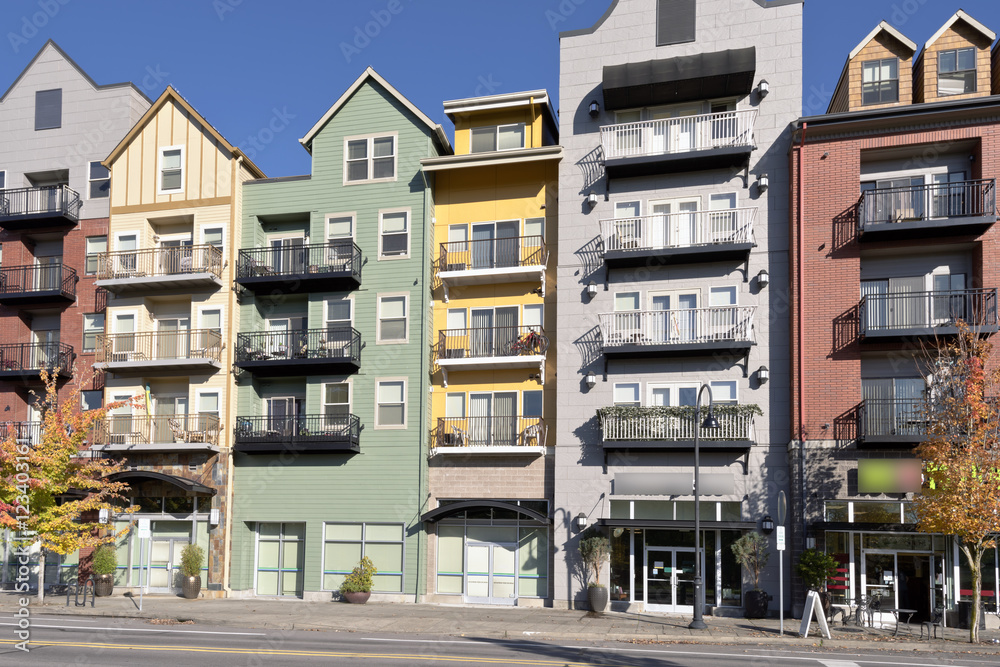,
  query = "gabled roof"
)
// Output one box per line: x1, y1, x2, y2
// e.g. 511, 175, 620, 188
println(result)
103, 86, 265, 178
0, 39, 150, 105
442, 89, 559, 141
924, 10, 996, 50
849, 21, 917, 61
299, 67, 452, 154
